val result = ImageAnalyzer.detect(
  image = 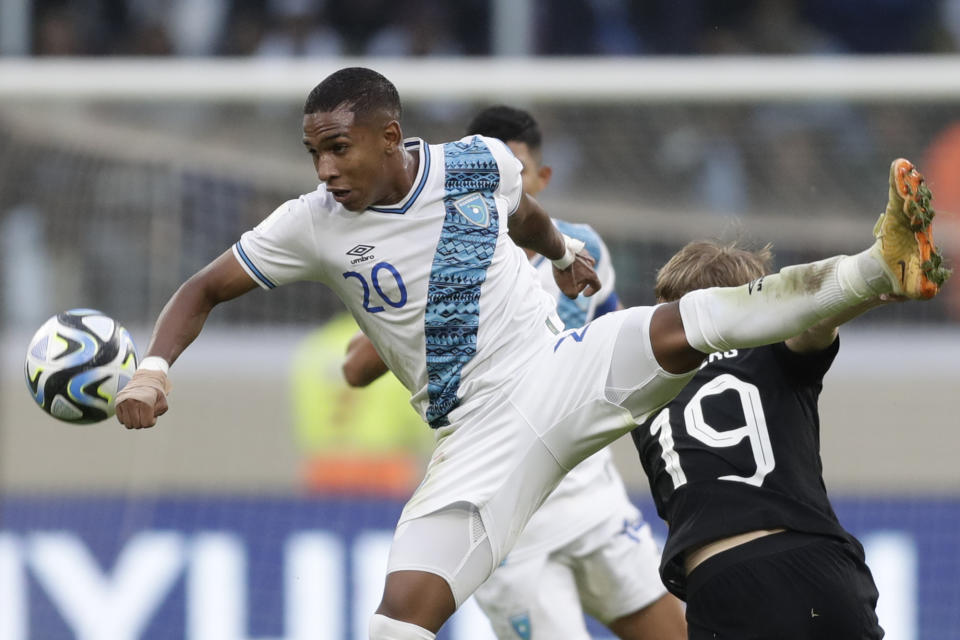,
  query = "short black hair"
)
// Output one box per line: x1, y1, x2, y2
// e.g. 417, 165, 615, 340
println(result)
303, 67, 402, 122
466, 105, 542, 152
